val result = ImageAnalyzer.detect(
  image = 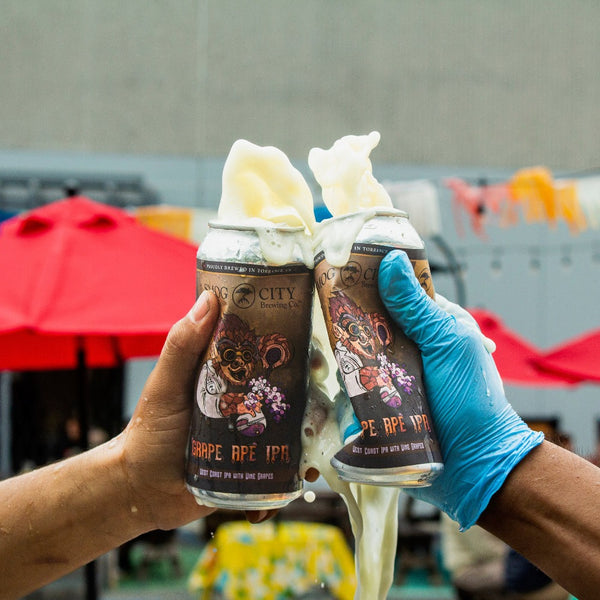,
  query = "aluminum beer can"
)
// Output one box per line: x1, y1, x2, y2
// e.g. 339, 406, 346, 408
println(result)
185, 223, 314, 509
314, 209, 443, 486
